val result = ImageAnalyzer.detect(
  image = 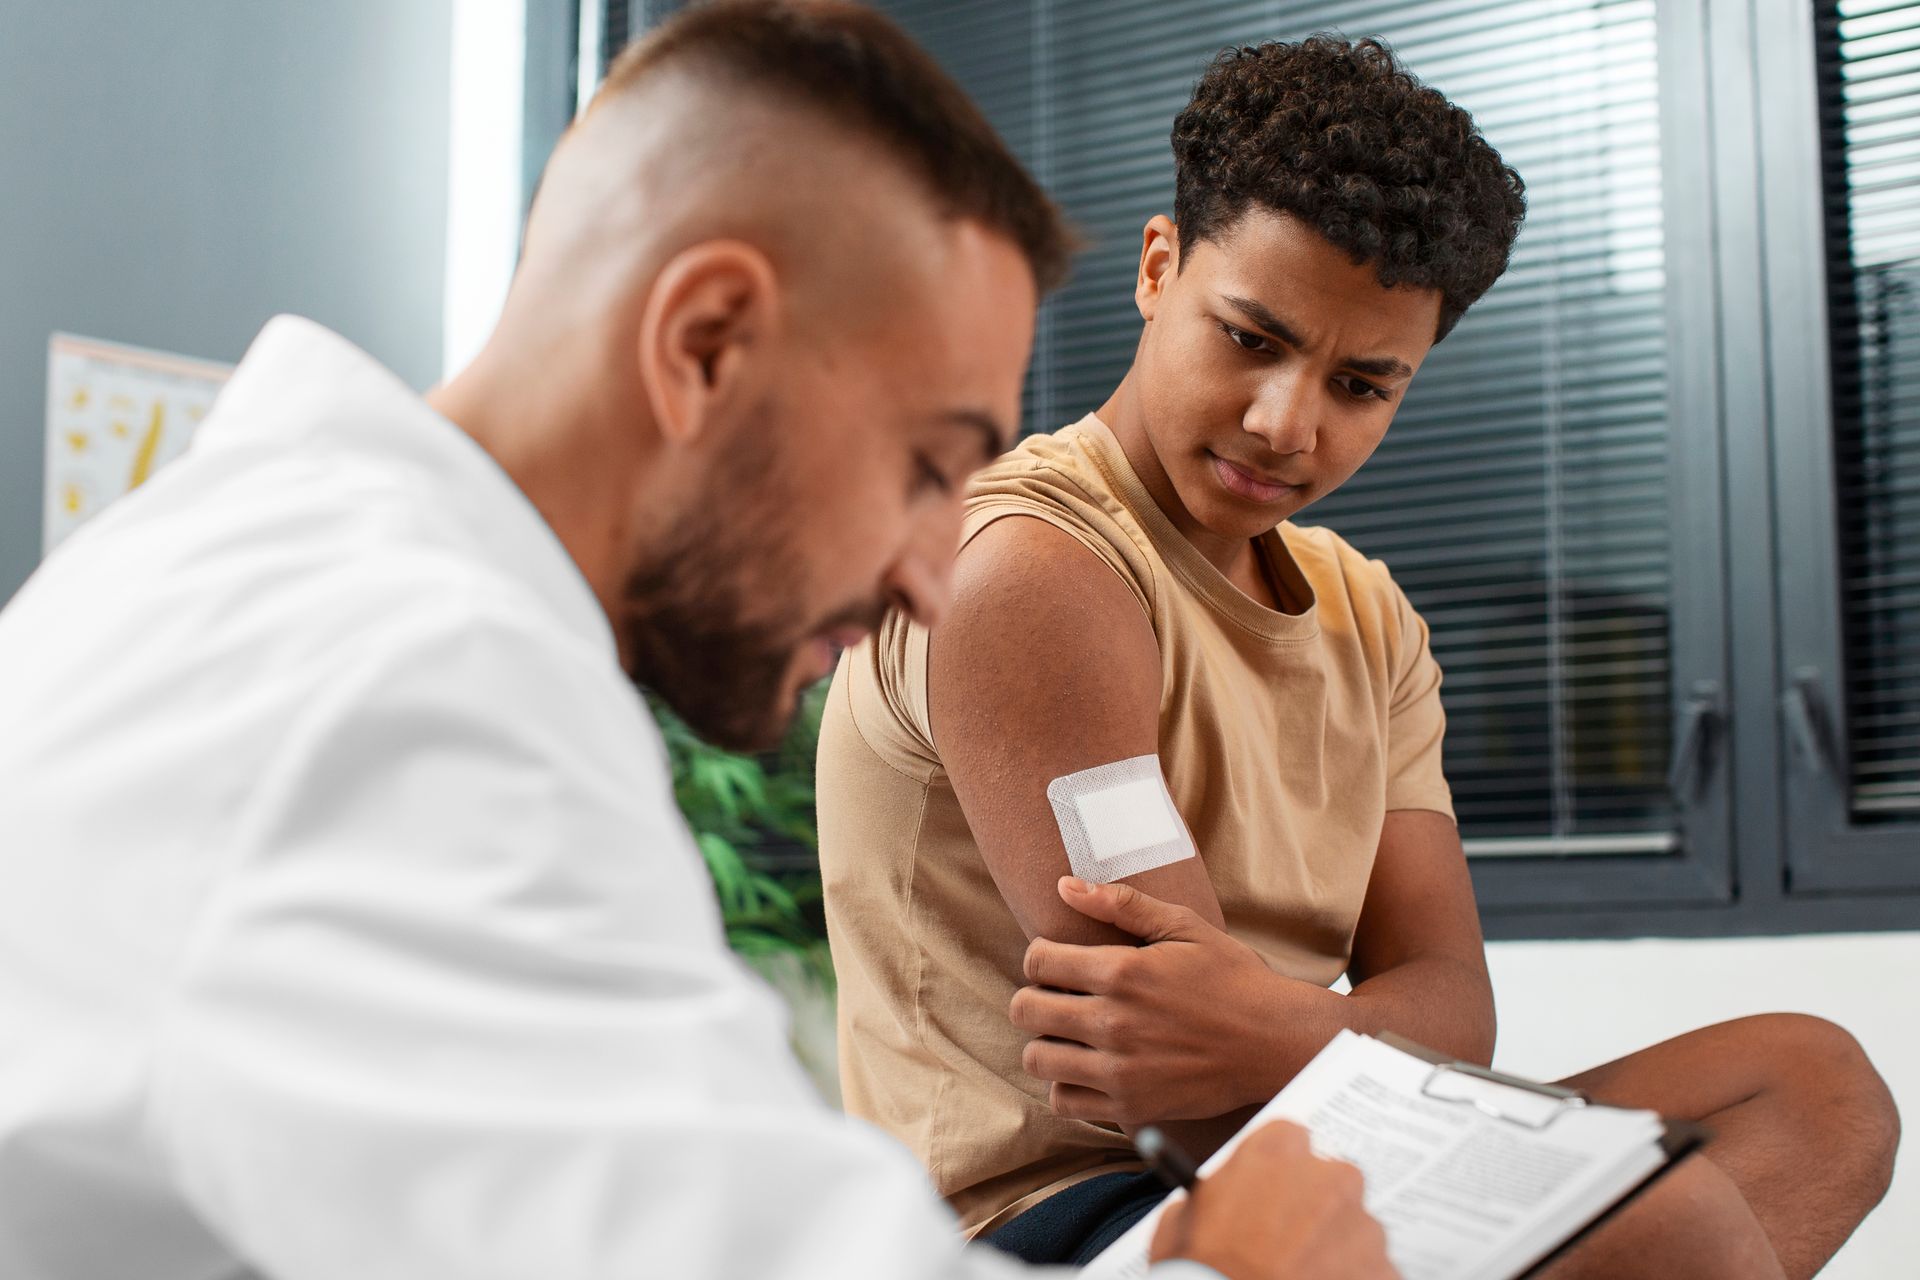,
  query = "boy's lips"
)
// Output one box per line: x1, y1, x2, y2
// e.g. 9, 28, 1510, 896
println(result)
1209, 452, 1302, 503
